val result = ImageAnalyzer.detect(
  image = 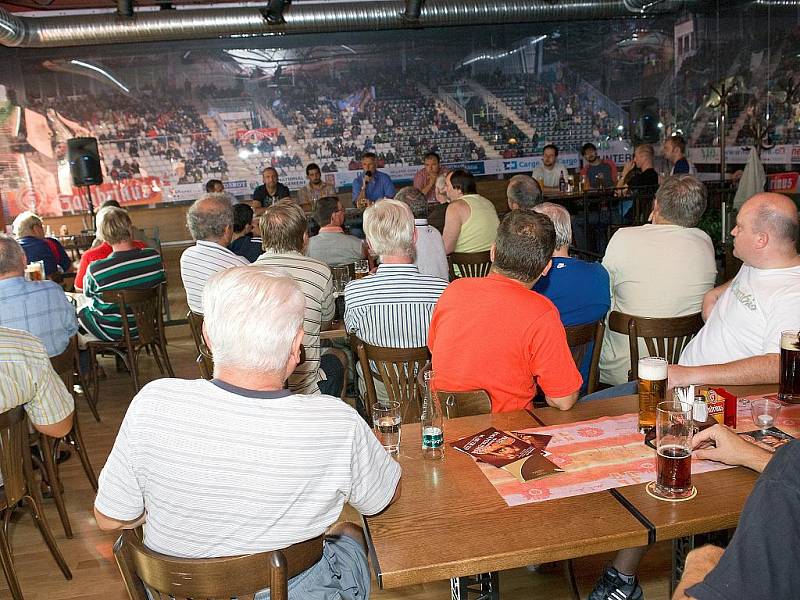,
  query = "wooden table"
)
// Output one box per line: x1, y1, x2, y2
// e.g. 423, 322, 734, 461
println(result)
362, 410, 650, 590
